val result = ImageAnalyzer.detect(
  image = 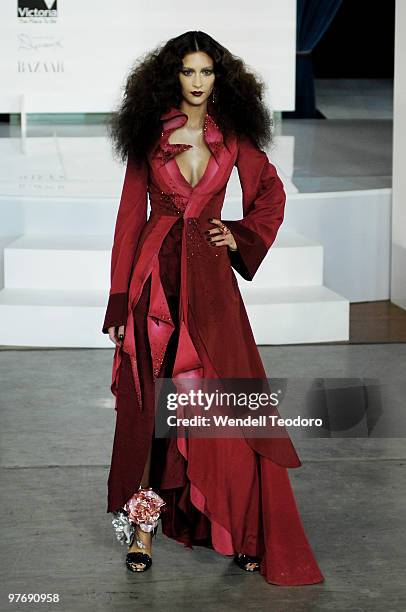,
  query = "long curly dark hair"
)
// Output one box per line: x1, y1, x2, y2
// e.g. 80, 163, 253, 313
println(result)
106, 30, 274, 165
